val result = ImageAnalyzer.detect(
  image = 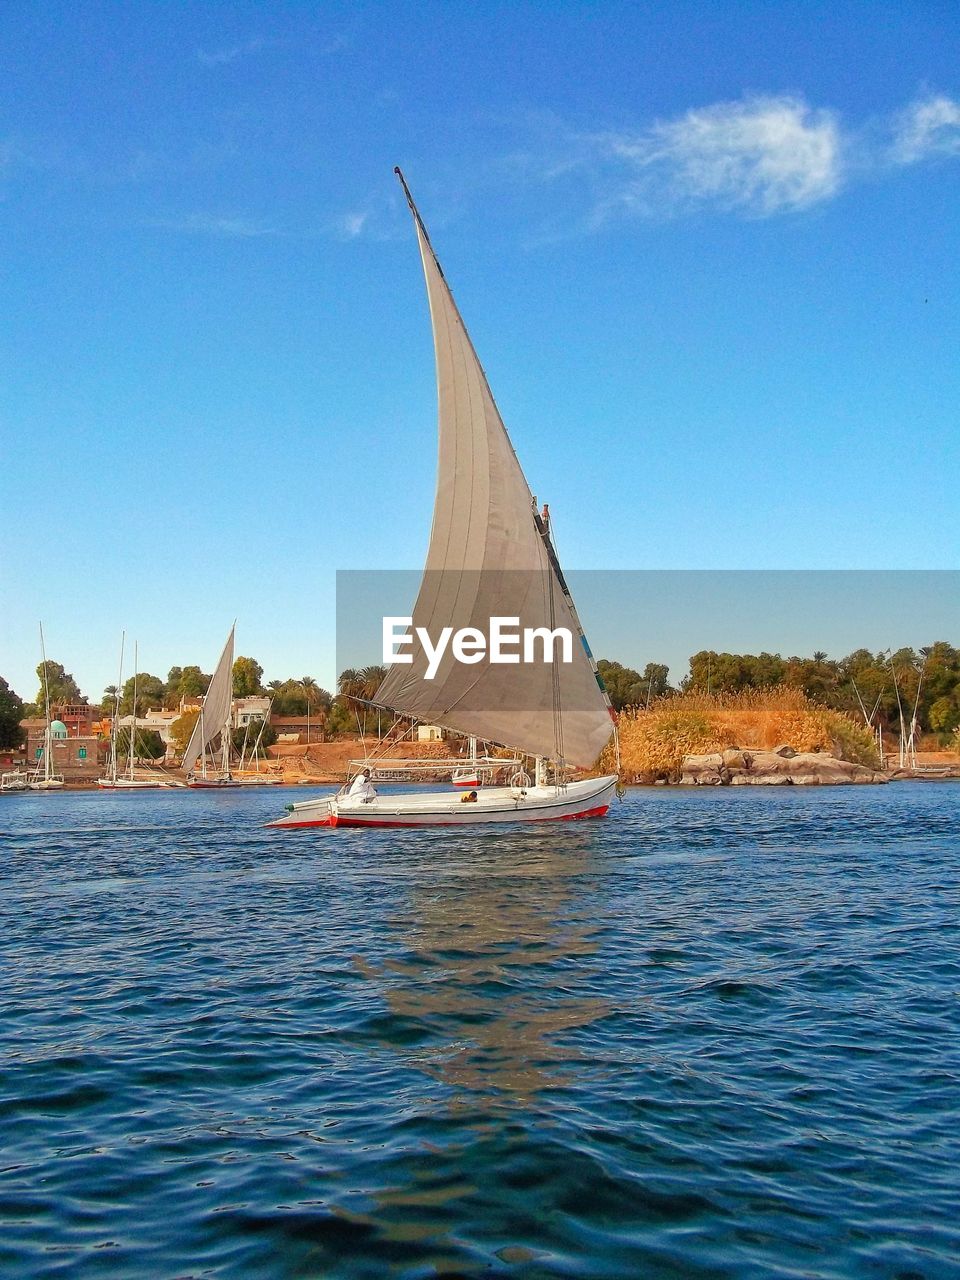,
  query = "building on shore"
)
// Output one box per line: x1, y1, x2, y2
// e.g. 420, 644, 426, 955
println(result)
234, 695, 271, 729
269, 714, 324, 745
21, 716, 106, 783
115, 708, 182, 762
417, 724, 445, 742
